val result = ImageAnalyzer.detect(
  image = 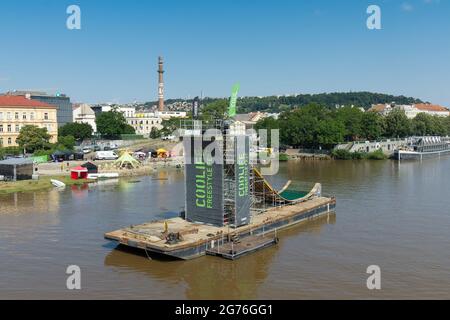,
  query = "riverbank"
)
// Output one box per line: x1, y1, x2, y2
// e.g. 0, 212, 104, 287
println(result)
36, 156, 184, 176
0, 176, 95, 195
283, 148, 389, 161
0, 157, 184, 195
